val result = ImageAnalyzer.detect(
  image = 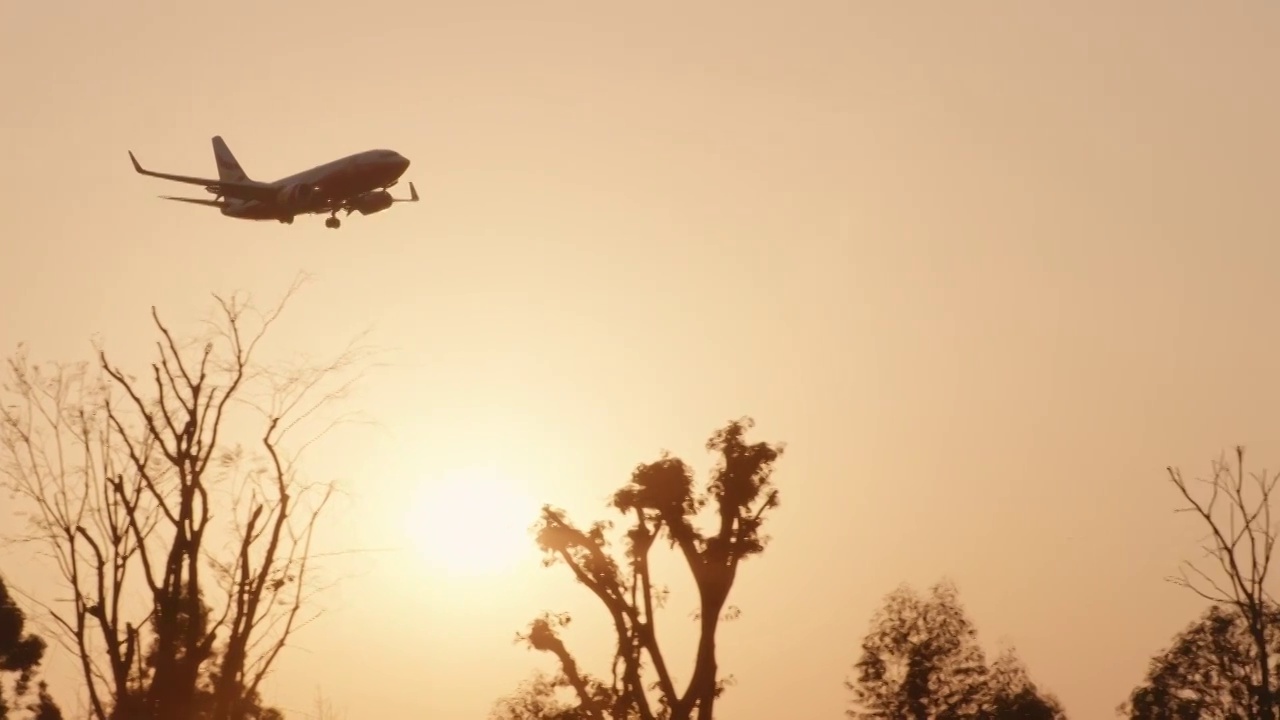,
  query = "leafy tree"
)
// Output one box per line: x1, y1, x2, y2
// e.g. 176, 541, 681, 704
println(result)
985, 647, 1065, 720
1120, 603, 1280, 719
0, 575, 61, 720
496, 418, 785, 720
0, 277, 368, 720
847, 579, 1064, 720
1163, 447, 1279, 720
490, 668, 622, 720
26, 684, 62, 720
848, 580, 989, 719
